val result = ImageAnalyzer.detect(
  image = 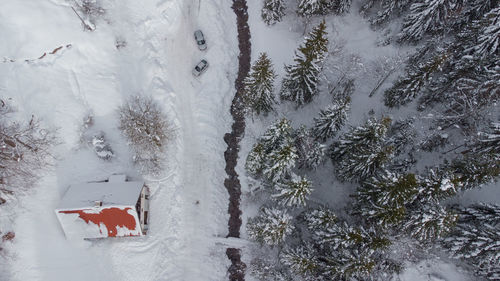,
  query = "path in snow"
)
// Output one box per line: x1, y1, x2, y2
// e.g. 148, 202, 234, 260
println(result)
224, 0, 251, 280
